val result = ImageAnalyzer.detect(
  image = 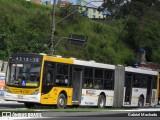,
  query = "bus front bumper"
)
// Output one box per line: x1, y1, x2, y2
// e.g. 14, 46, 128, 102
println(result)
4, 91, 41, 103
